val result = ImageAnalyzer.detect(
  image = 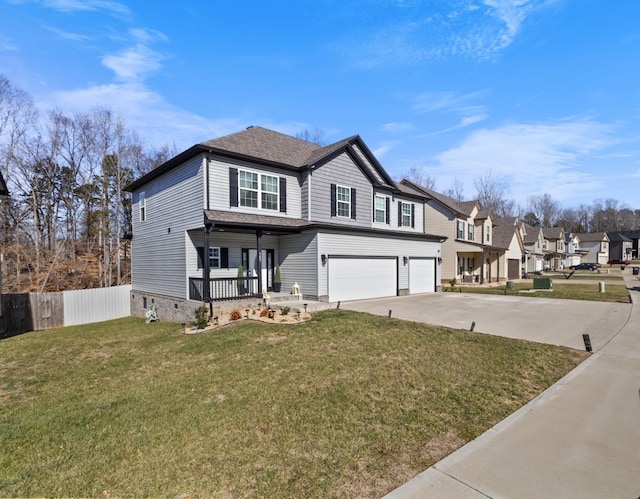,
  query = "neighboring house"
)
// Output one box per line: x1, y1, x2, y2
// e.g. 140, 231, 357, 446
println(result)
400, 181, 505, 283
607, 232, 633, 261
616, 230, 640, 259
564, 232, 585, 267
125, 126, 445, 321
493, 217, 525, 280
575, 232, 610, 265
522, 223, 545, 273
541, 226, 566, 270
